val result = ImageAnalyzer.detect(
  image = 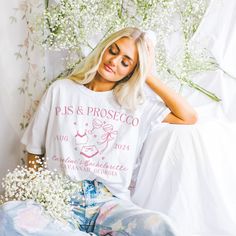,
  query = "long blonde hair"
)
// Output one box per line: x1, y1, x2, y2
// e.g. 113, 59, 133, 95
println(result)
68, 27, 150, 111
